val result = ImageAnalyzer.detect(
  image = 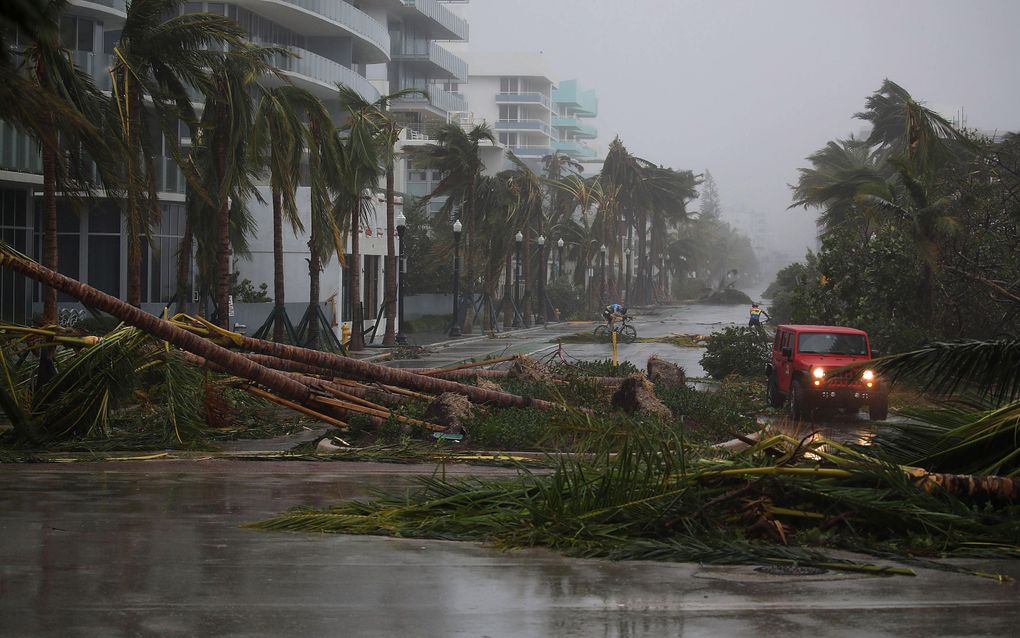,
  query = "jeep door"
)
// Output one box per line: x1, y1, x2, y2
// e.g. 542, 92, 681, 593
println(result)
774, 329, 794, 393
